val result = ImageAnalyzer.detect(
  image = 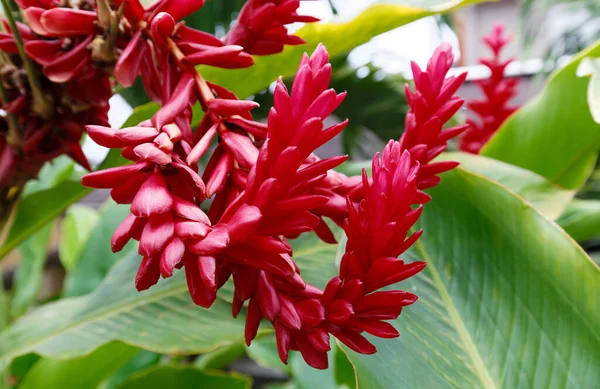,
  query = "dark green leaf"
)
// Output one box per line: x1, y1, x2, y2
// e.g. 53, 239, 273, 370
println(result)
116, 366, 251, 389
99, 351, 161, 389
557, 199, 600, 242
19, 342, 139, 389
